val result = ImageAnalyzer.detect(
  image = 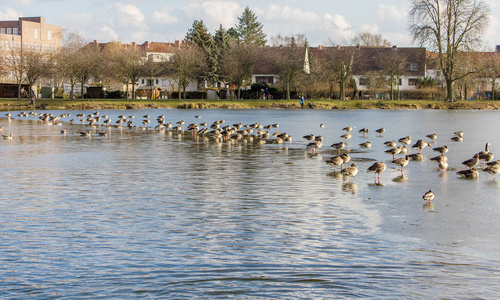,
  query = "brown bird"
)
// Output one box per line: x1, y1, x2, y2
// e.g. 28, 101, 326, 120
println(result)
457, 168, 479, 179
392, 155, 410, 173
341, 163, 358, 182
326, 155, 344, 172
483, 165, 500, 180
367, 162, 386, 180
375, 127, 385, 136
461, 153, 480, 170
433, 145, 448, 154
